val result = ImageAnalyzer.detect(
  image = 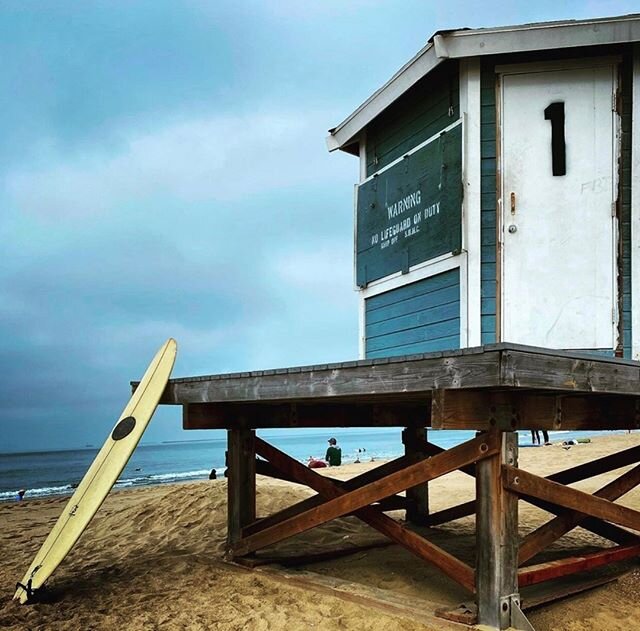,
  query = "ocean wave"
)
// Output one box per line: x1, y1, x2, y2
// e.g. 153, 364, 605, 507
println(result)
0, 469, 221, 502
115, 469, 212, 487
0, 484, 73, 501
